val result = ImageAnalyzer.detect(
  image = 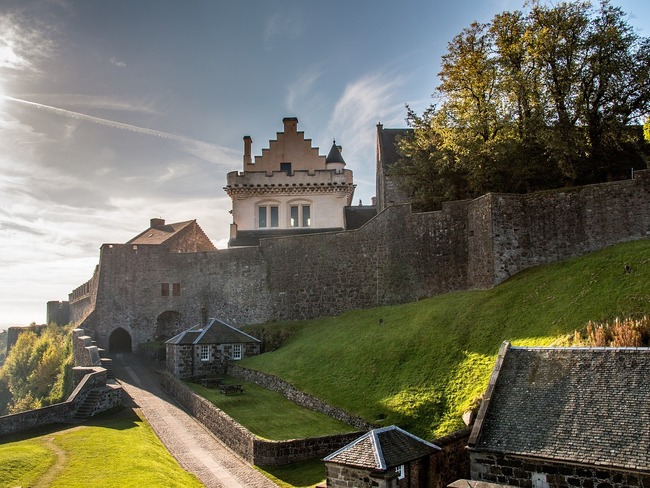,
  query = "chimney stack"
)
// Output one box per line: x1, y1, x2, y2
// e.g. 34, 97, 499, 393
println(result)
243, 136, 252, 167
283, 117, 298, 134
150, 218, 165, 228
